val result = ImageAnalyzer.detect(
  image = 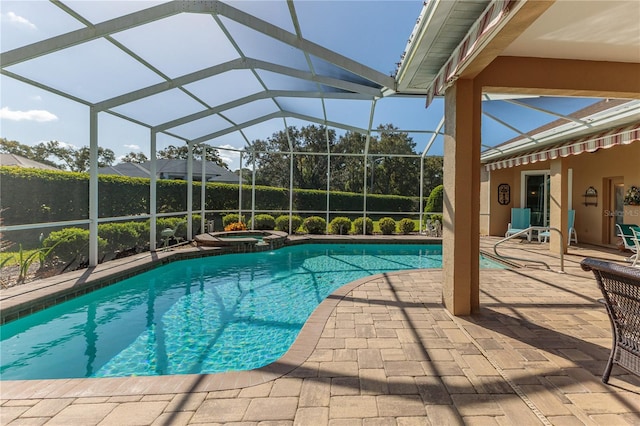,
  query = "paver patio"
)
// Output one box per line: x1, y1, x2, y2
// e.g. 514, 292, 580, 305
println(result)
1, 237, 639, 425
